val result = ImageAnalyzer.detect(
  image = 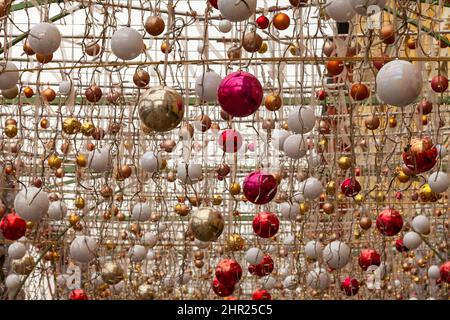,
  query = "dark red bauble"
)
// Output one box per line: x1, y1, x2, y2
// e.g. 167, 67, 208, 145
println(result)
256, 15, 270, 29
376, 209, 403, 236
69, 289, 89, 300
402, 137, 437, 174
431, 75, 449, 93
440, 261, 450, 283
373, 53, 389, 70
208, 0, 218, 9
243, 171, 278, 205
212, 278, 234, 297
417, 99, 433, 115
215, 259, 243, 287
0, 214, 27, 240
358, 249, 381, 271
340, 277, 359, 296
252, 211, 280, 238
340, 178, 361, 197
248, 255, 274, 277
316, 89, 327, 101
252, 289, 272, 300
395, 238, 409, 252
